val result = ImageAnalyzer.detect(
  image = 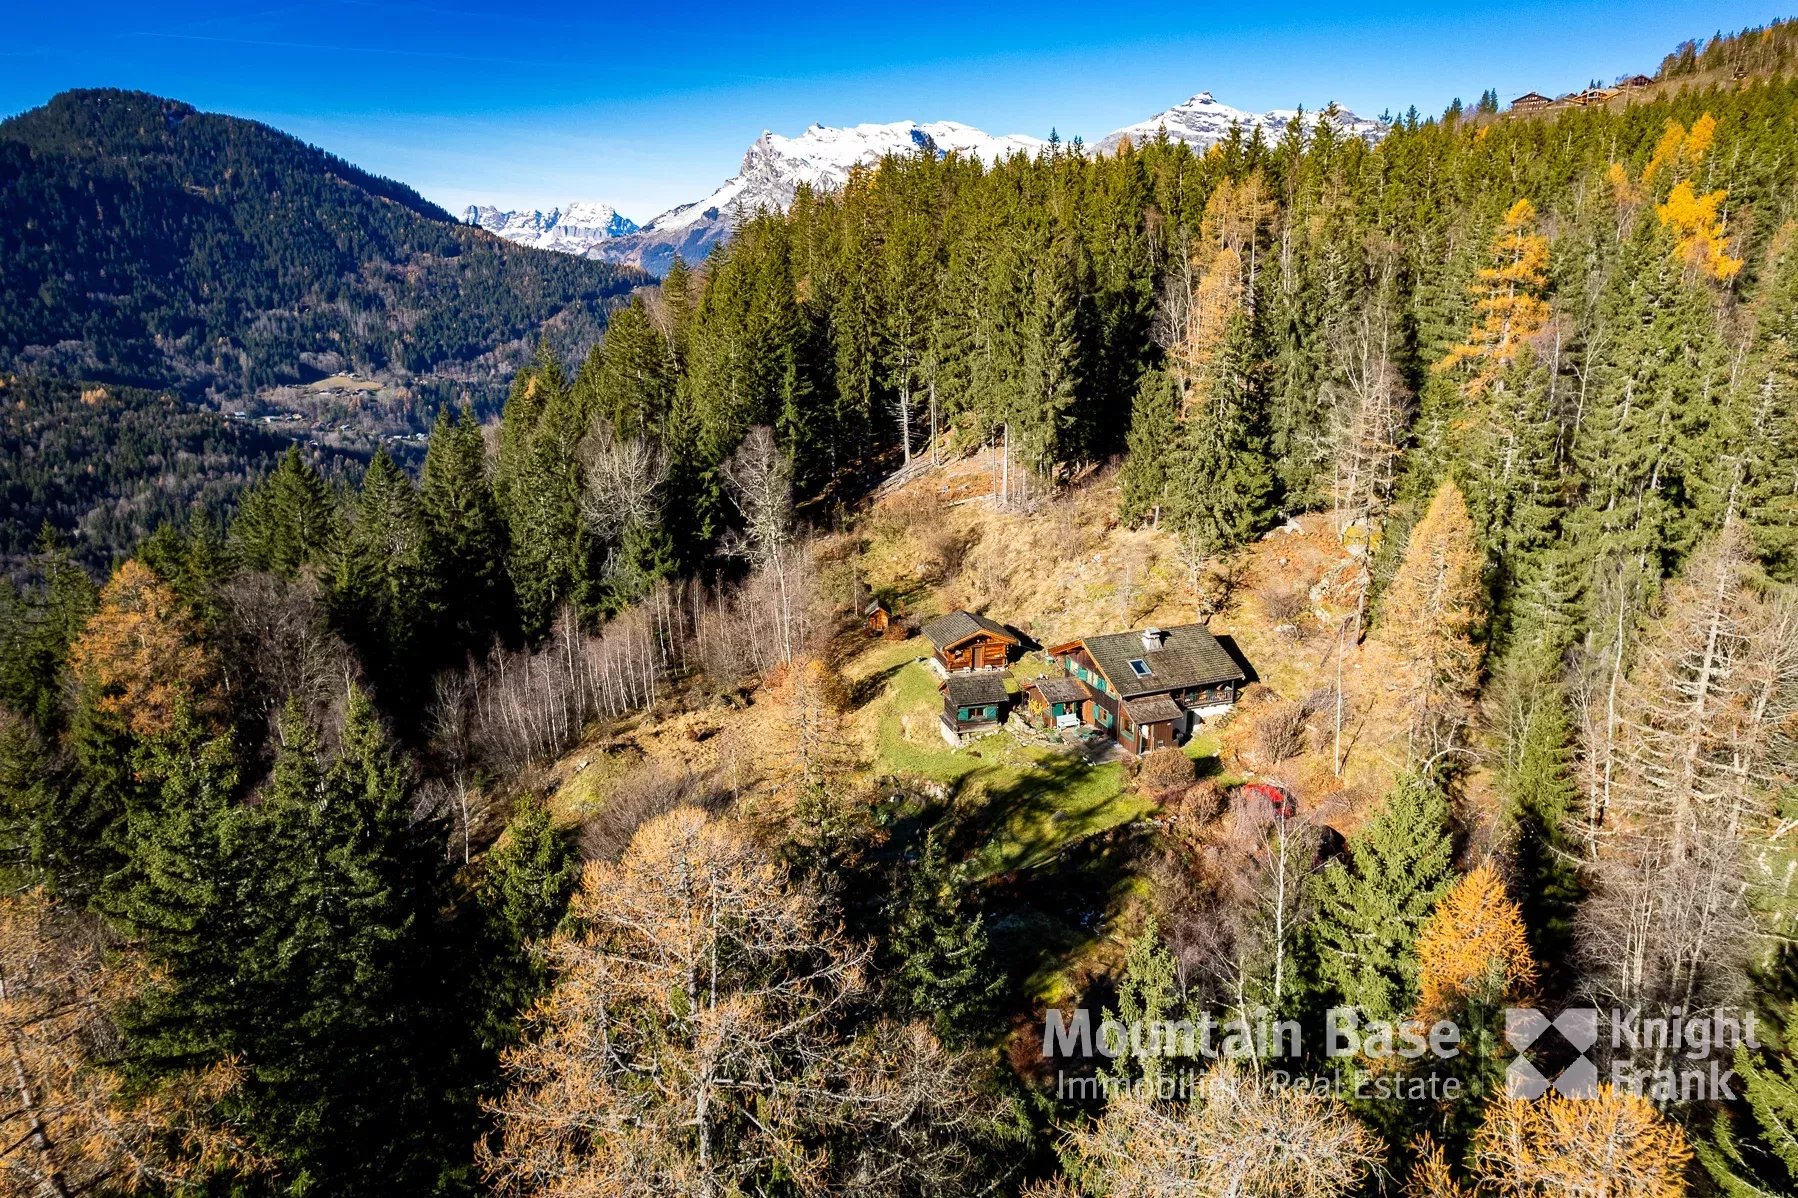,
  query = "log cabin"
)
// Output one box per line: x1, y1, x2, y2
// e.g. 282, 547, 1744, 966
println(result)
1044, 624, 1246, 756
921, 610, 1020, 673
1022, 674, 1090, 730
939, 673, 1011, 744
